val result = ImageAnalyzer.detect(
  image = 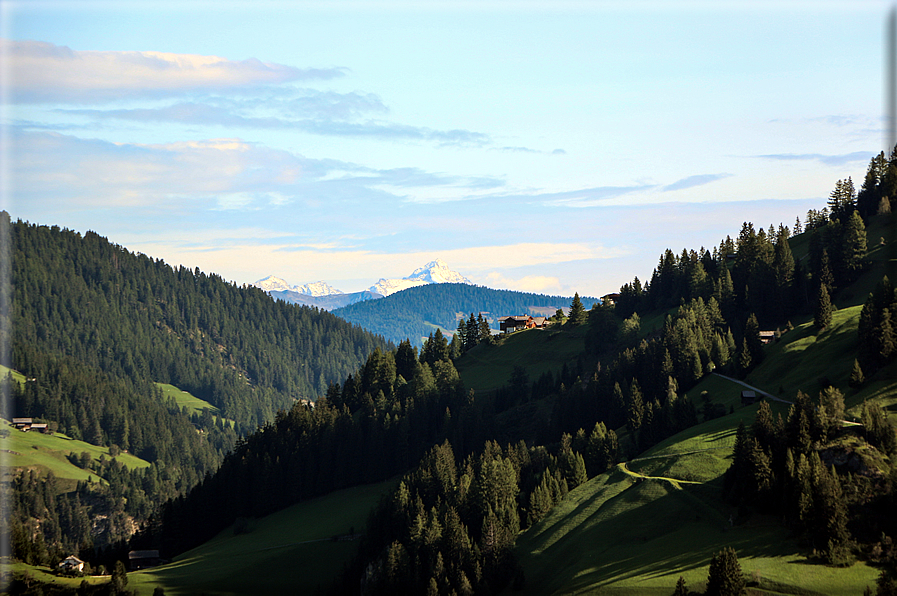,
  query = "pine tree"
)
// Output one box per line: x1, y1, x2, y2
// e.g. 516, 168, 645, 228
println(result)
849, 358, 865, 387
673, 575, 689, 596
705, 547, 746, 596
841, 210, 867, 282
567, 292, 587, 326
815, 284, 832, 331
880, 308, 895, 362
